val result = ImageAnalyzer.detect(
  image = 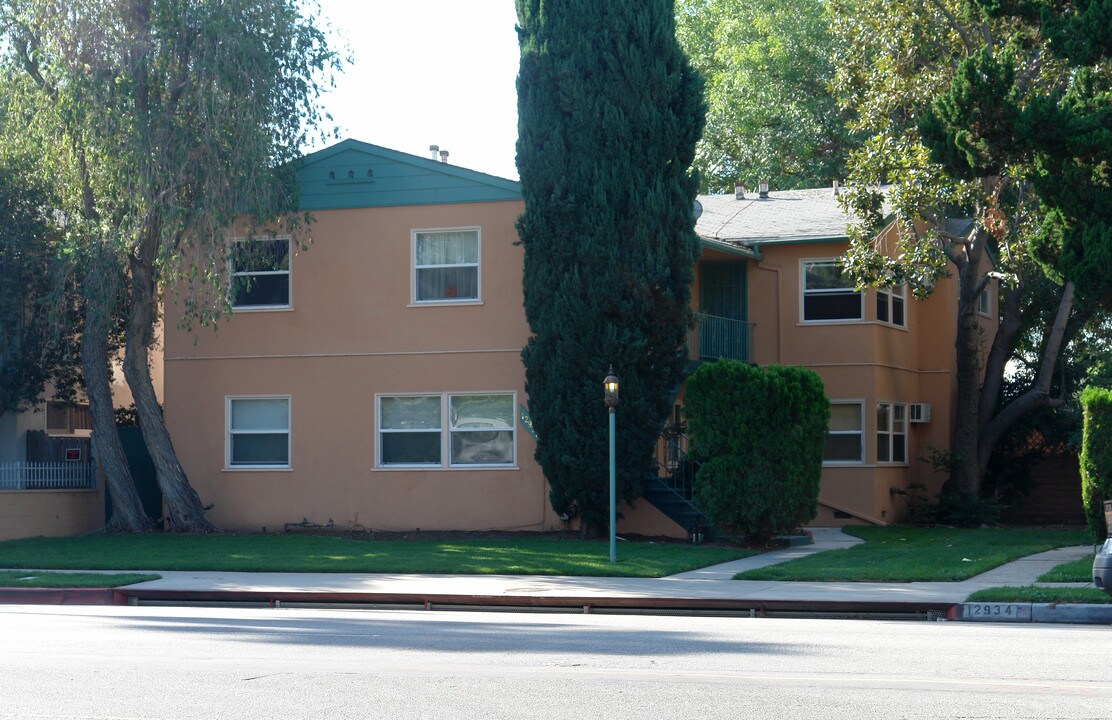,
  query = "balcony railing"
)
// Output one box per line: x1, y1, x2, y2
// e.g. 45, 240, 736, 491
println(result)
0, 462, 97, 491
689, 312, 752, 363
